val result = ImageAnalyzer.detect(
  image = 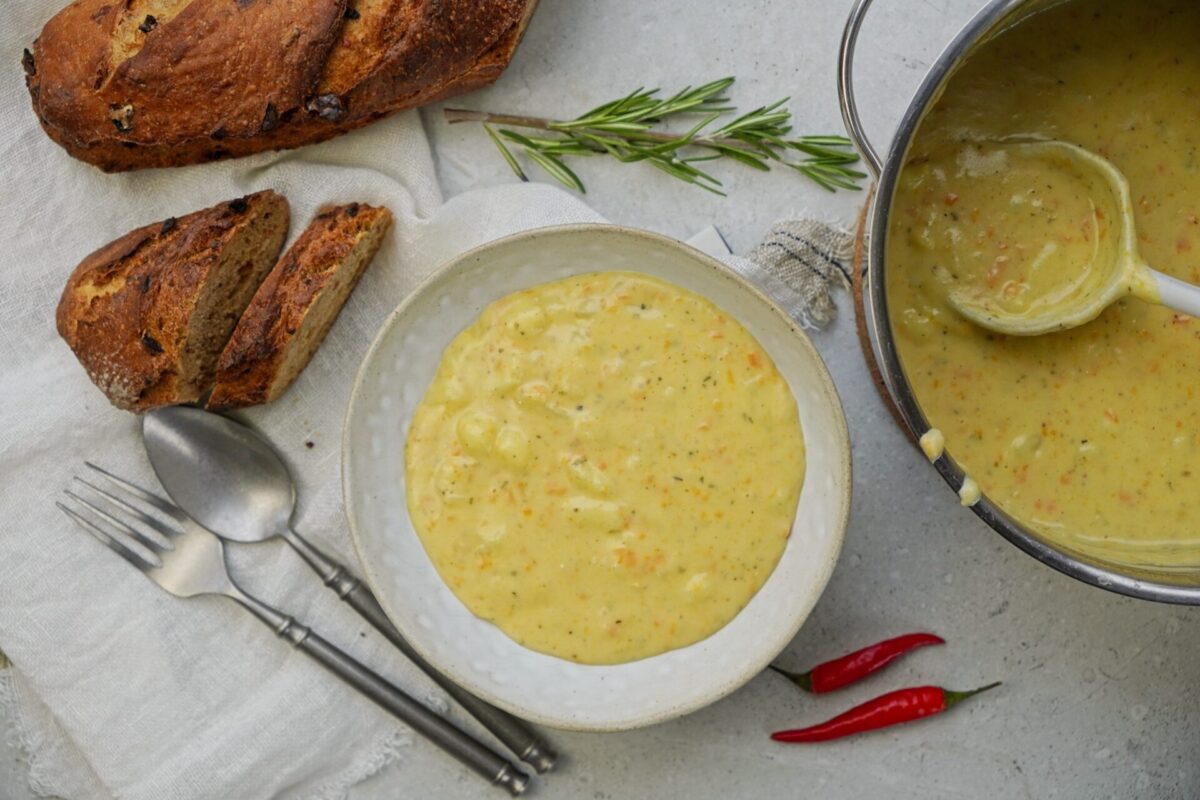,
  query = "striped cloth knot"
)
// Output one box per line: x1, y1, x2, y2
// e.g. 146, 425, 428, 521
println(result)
742, 220, 853, 329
